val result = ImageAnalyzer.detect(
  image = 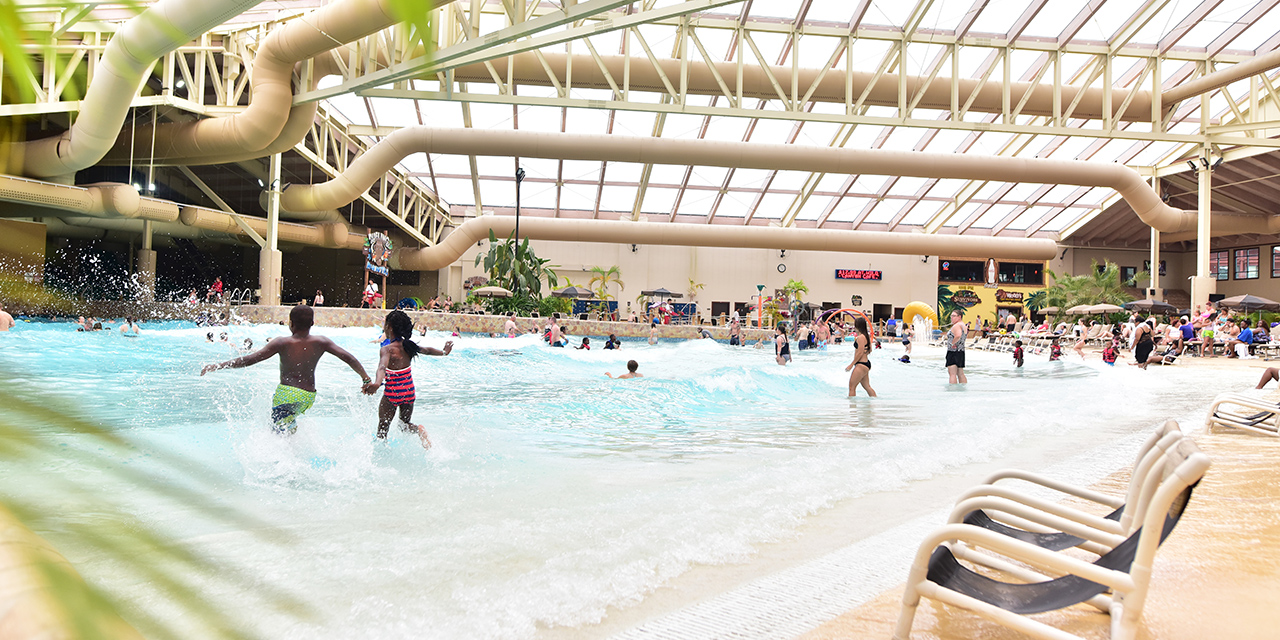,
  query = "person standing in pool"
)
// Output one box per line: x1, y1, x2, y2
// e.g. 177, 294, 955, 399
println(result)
946, 310, 968, 384
844, 317, 876, 397
728, 318, 741, 346
363, 310, 433, 449
774, 323, 791, 366
606, 360, 643, 379
200, 305, 371, 435
0, 303, 15, 332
